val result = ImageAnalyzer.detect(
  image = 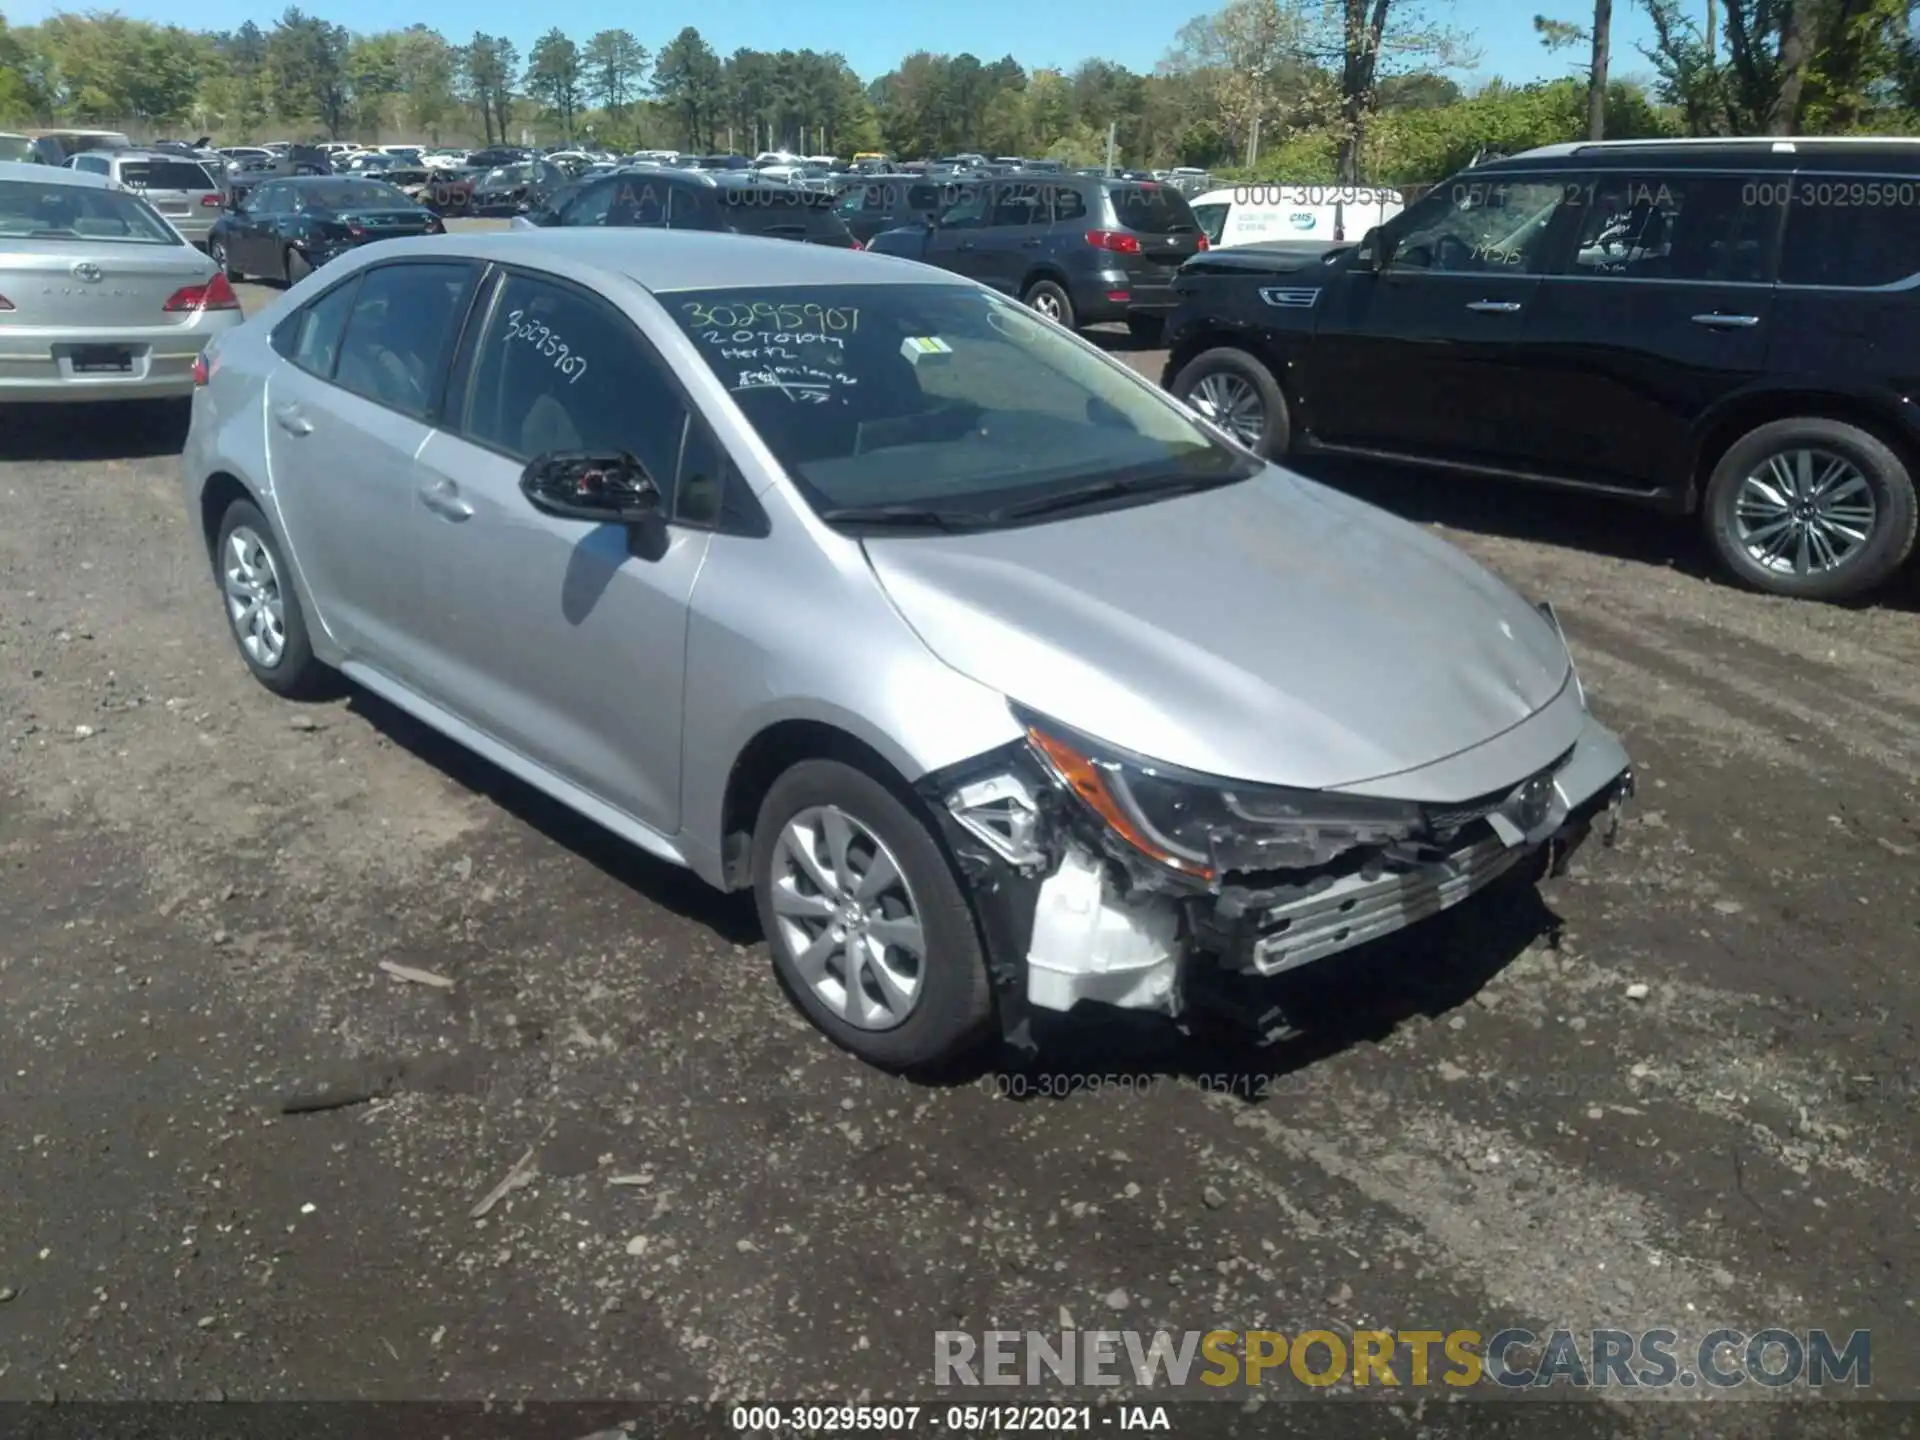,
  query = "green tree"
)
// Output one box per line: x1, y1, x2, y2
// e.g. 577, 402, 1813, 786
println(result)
652, 26, 724, 149
583, 28, 648, 118
348, 32, 403, 134
461, 33, 518, 143
394, 25, 457, 139
526, 28, 583, 139
266, 7, 351, 136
